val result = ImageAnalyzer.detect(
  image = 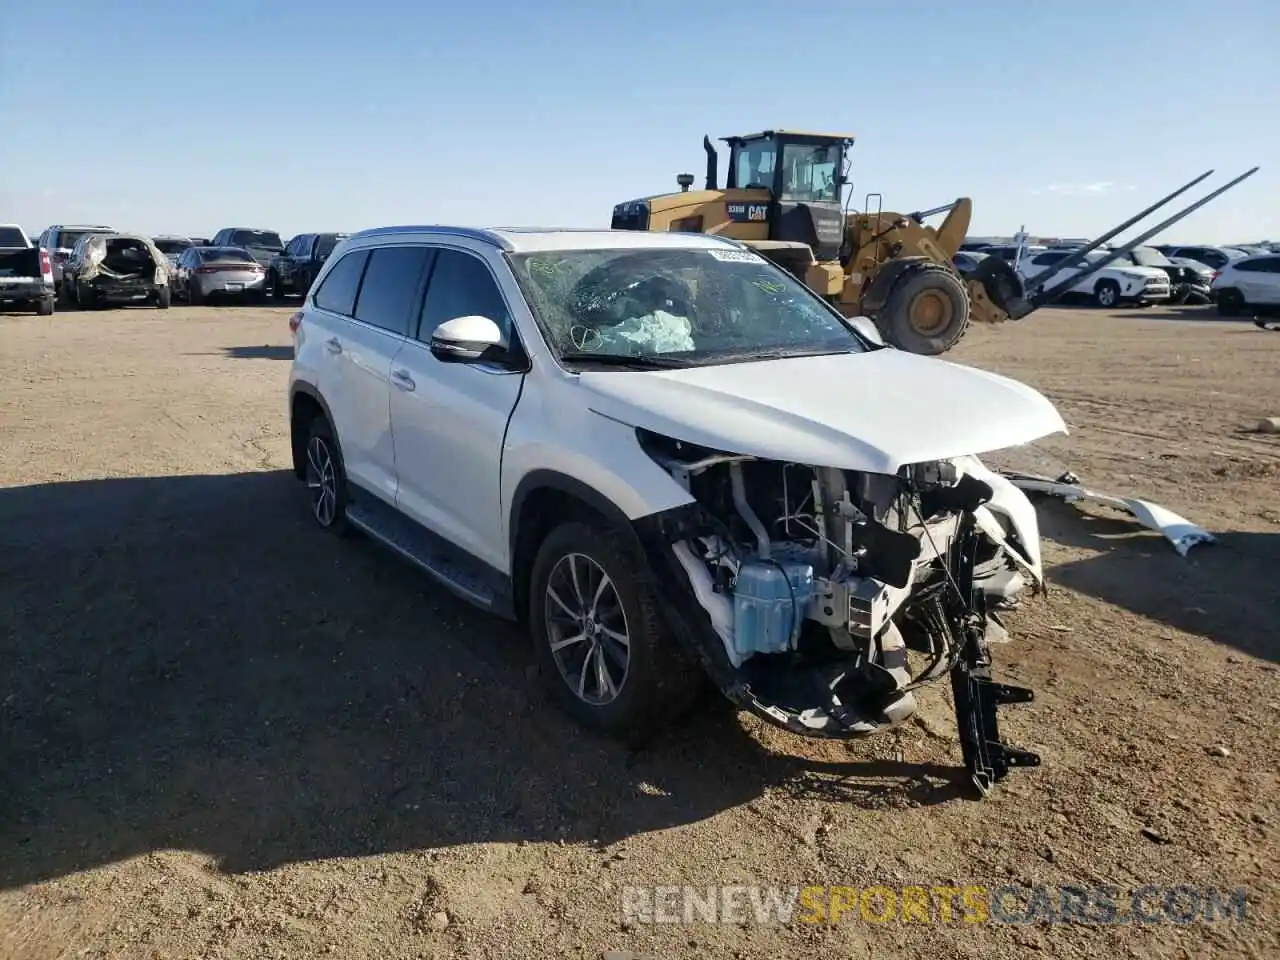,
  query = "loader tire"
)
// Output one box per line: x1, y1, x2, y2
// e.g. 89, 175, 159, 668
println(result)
878, 264, 970, 355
